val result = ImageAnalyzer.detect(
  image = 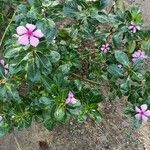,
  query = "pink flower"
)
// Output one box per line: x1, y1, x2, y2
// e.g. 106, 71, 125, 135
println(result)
135, 104, 150, 122
128, 22, 140, 33
66, 91, 76, 104
16, 23, 44, 47
0, 59, 8, 75
100, 43, 110, 53
132, 50, 148, 61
